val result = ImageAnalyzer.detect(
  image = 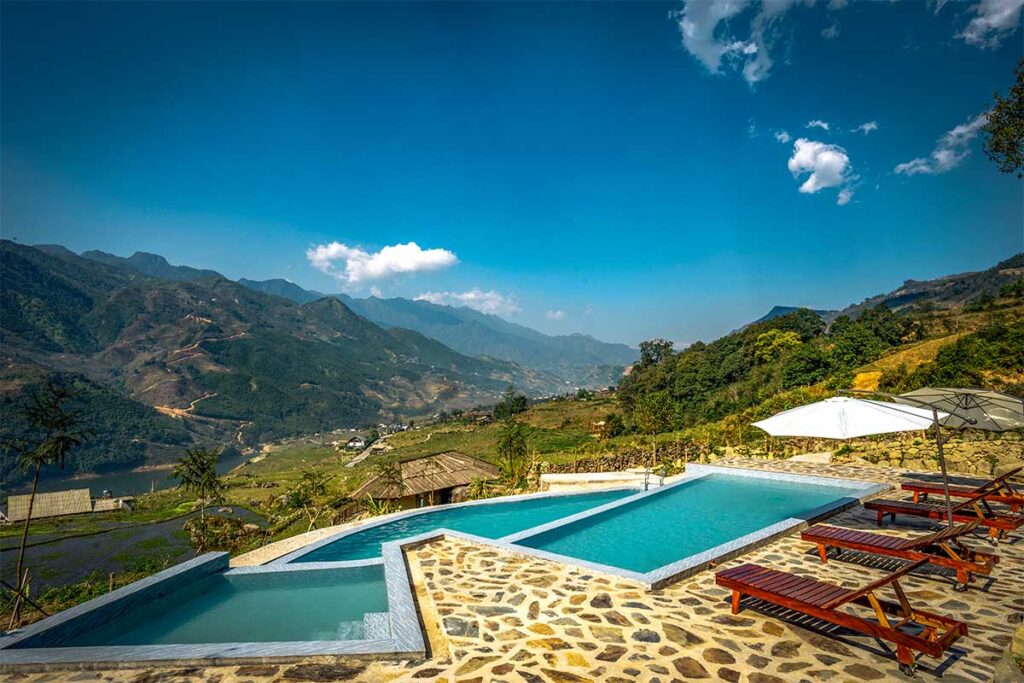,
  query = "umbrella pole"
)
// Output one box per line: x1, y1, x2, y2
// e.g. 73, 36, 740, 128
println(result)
932, 408, 955, 528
